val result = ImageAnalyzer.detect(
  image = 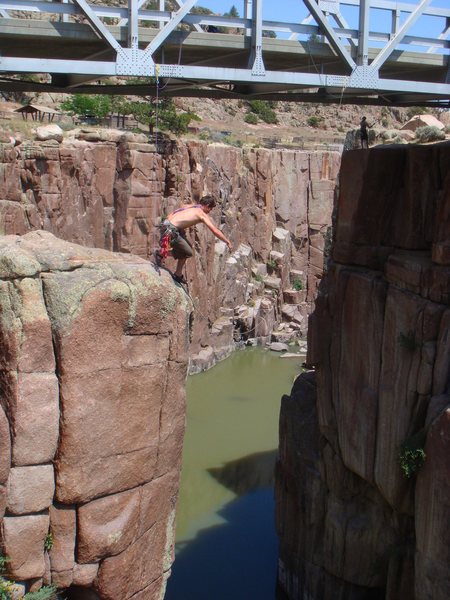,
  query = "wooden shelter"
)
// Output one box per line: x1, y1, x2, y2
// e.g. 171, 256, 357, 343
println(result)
14, 103, 61, 122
